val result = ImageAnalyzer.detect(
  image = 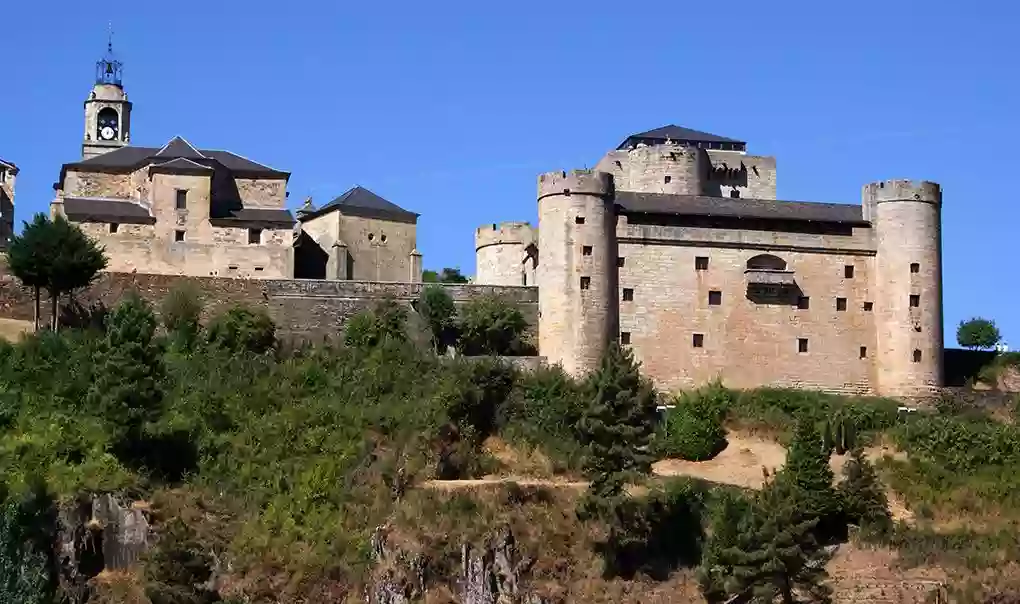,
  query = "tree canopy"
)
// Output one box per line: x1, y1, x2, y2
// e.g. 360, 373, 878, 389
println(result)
957, 317, 1001, 350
